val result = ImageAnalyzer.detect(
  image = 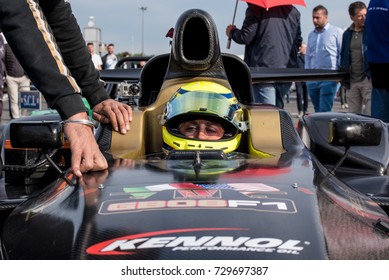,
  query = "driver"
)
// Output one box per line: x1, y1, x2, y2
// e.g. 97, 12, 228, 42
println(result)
178, 119, 225, 140
160, 81, 248, 154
